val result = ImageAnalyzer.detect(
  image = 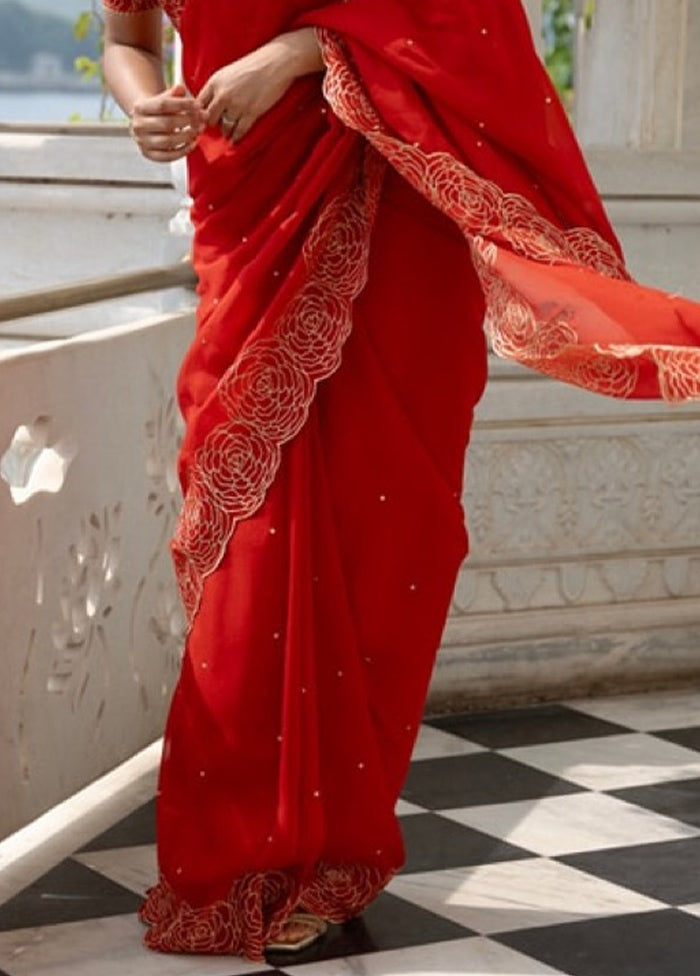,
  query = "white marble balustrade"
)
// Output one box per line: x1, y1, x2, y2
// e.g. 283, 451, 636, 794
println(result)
0, 313, 192, 840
